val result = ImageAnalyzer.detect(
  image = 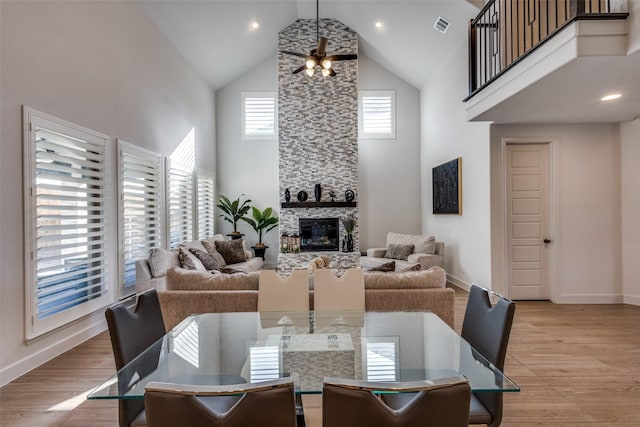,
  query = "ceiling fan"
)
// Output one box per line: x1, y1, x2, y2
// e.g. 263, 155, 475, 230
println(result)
280, 0, 357, 77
